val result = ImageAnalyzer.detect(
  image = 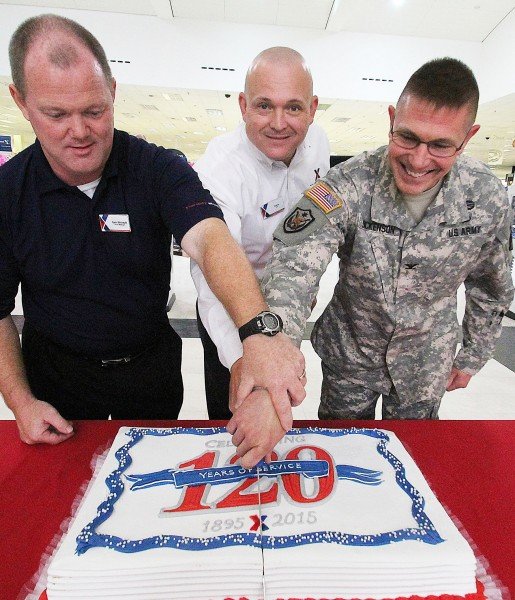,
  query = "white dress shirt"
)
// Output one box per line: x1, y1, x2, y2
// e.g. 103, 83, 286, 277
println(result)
191, 122, 330, 369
